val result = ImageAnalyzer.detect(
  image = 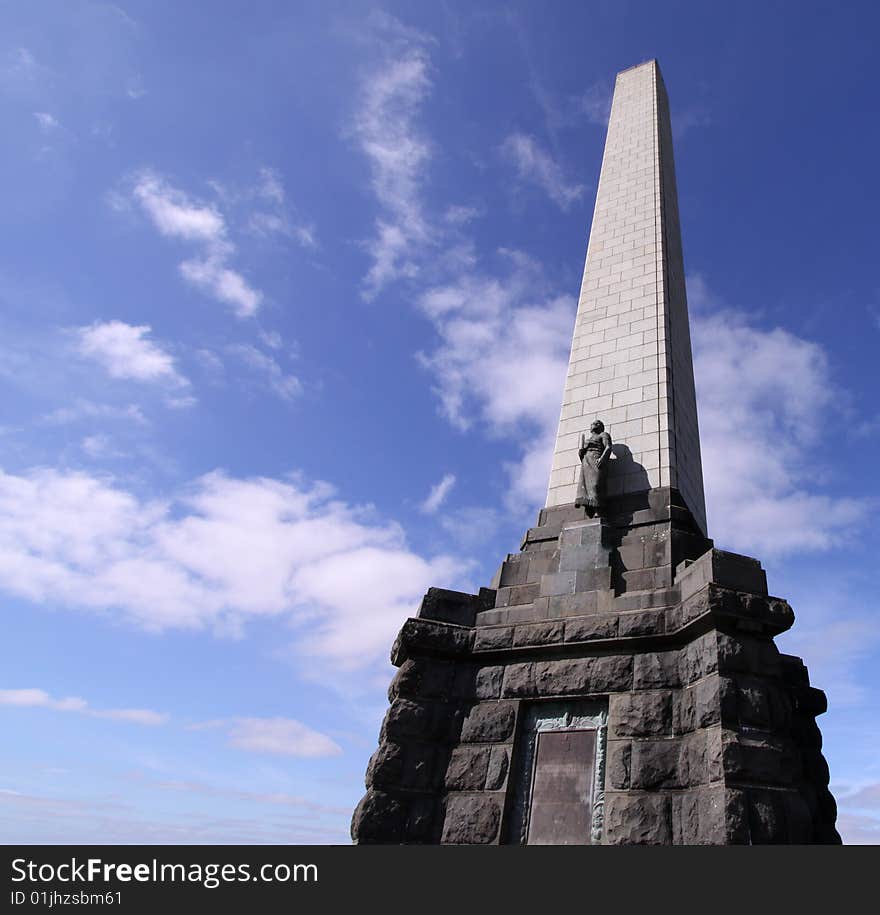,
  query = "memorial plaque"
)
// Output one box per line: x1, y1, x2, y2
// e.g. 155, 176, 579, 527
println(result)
526, 728, 596, 845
